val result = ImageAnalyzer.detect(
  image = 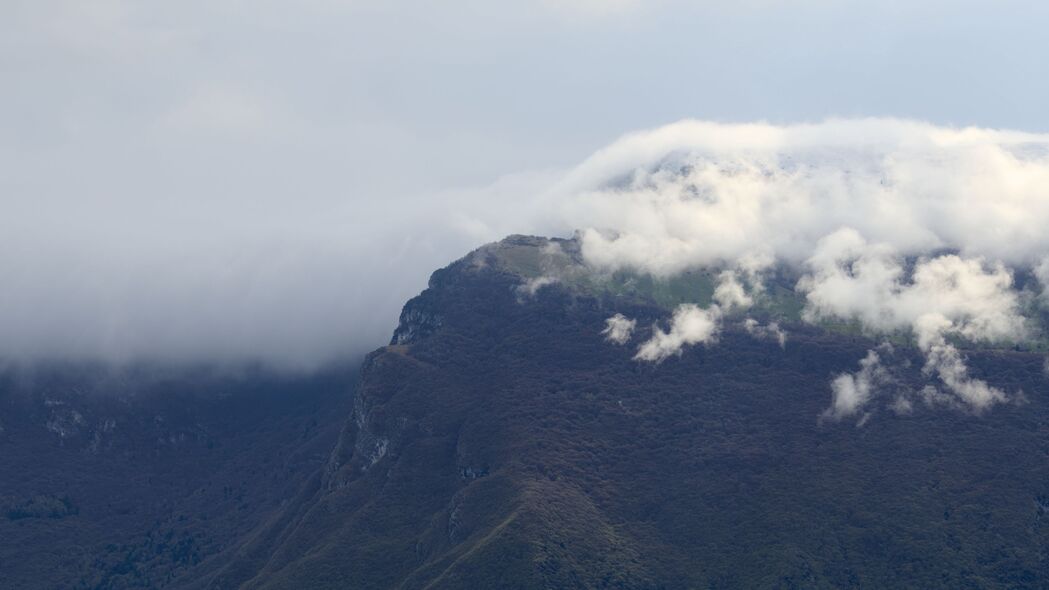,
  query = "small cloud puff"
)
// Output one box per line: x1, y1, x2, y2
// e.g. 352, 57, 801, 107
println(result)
713, 270, 753, 311
634, 304, 721, 363
602, 314, 636, 345
516, 276, 558, 299
743, 318, 787, 348
822, 348, 891, 422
